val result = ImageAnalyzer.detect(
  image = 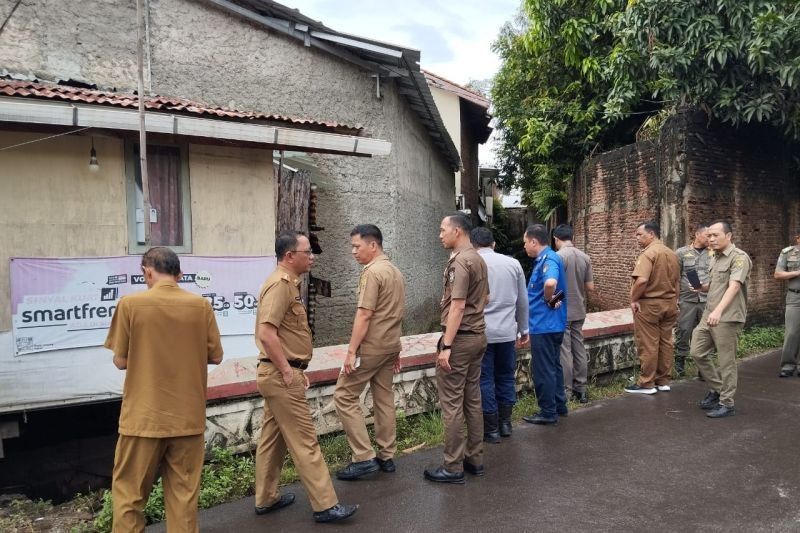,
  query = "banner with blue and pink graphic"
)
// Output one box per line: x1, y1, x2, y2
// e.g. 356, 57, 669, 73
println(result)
10, 255, 276, 355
